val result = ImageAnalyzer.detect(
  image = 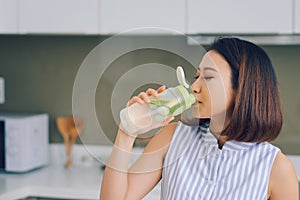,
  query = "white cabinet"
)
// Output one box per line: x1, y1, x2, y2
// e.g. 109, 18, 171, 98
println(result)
294, 0, 300, 33
0, 0, 297, 35
187, 0, 293, 34
18, 0, 98, 34
0, 0, 18, 34
98, 0, 185, 34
